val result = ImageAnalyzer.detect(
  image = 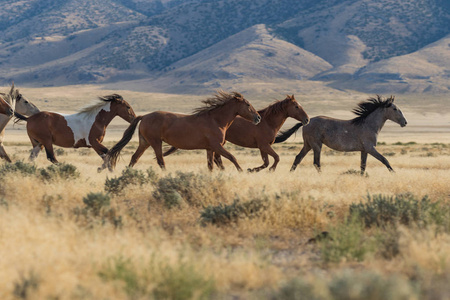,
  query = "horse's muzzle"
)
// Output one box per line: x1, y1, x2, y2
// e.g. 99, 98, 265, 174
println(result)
253, 115, 261, 125
7, 107, 13, 116
303, 117, 310, 126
